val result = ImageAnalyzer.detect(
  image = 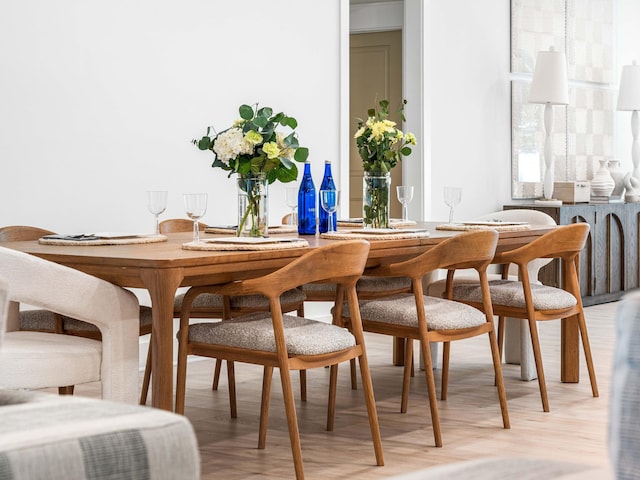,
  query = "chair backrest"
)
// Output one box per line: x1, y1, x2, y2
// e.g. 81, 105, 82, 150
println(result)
496, 223, 590, 266
238, 240, 371, 298
370, 230, 499, 281
159, 219, 207, 233
0, 246, 140, 402
0, 226, 55, 242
